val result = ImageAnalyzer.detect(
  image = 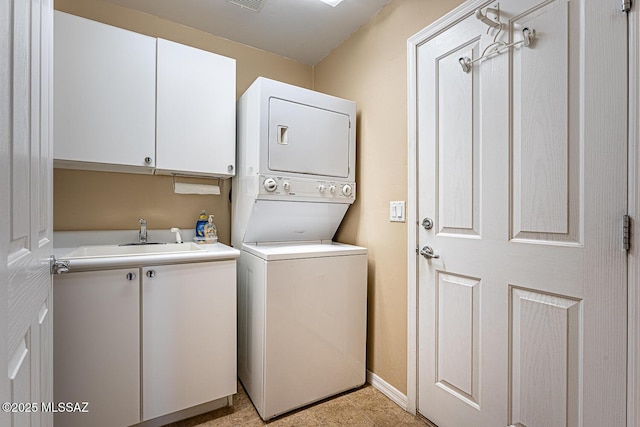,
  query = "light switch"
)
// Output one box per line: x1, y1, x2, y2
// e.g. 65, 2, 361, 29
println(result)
390, 201, 406, 222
